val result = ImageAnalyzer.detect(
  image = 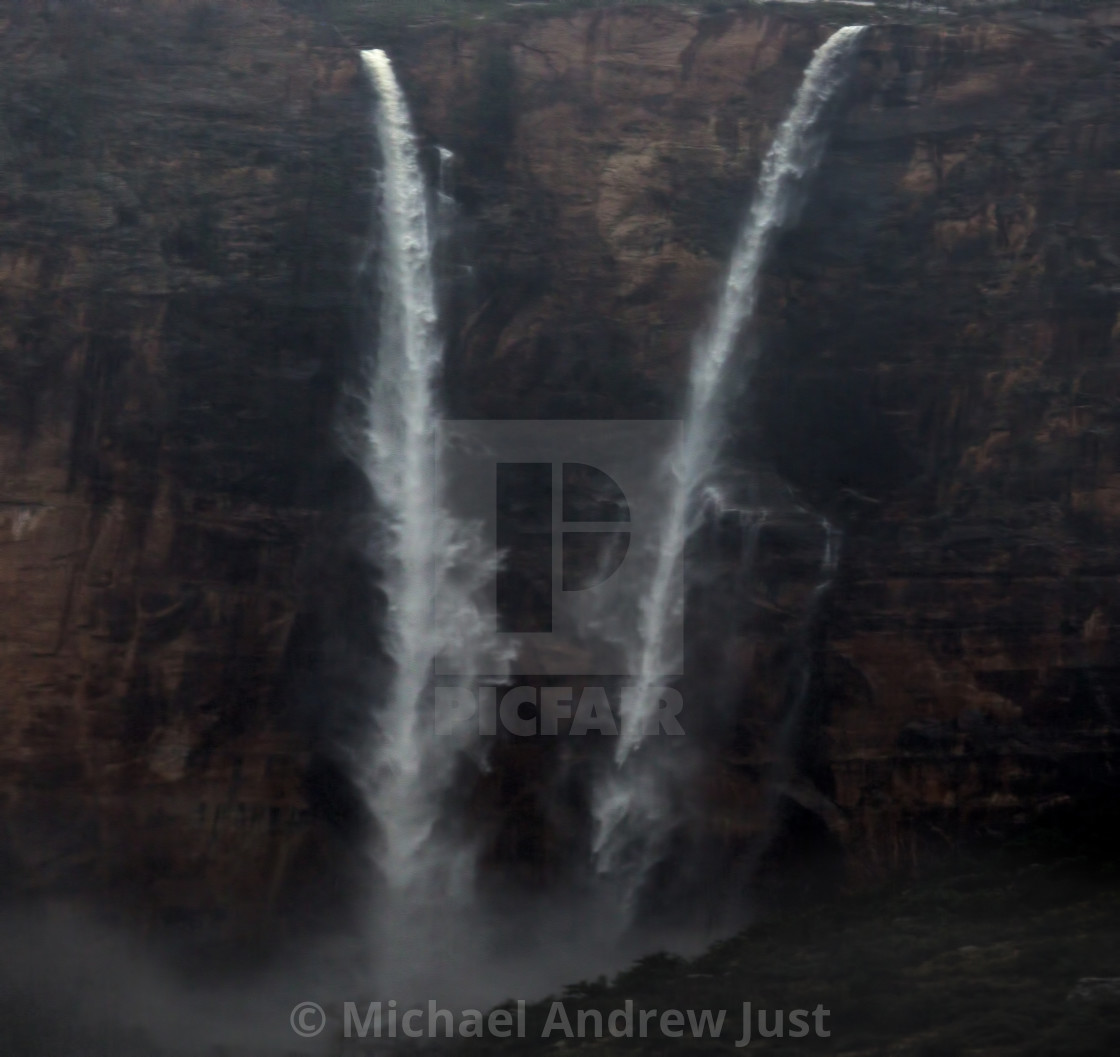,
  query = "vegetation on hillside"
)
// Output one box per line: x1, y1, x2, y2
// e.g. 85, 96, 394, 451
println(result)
429, 853, 1120, 1056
